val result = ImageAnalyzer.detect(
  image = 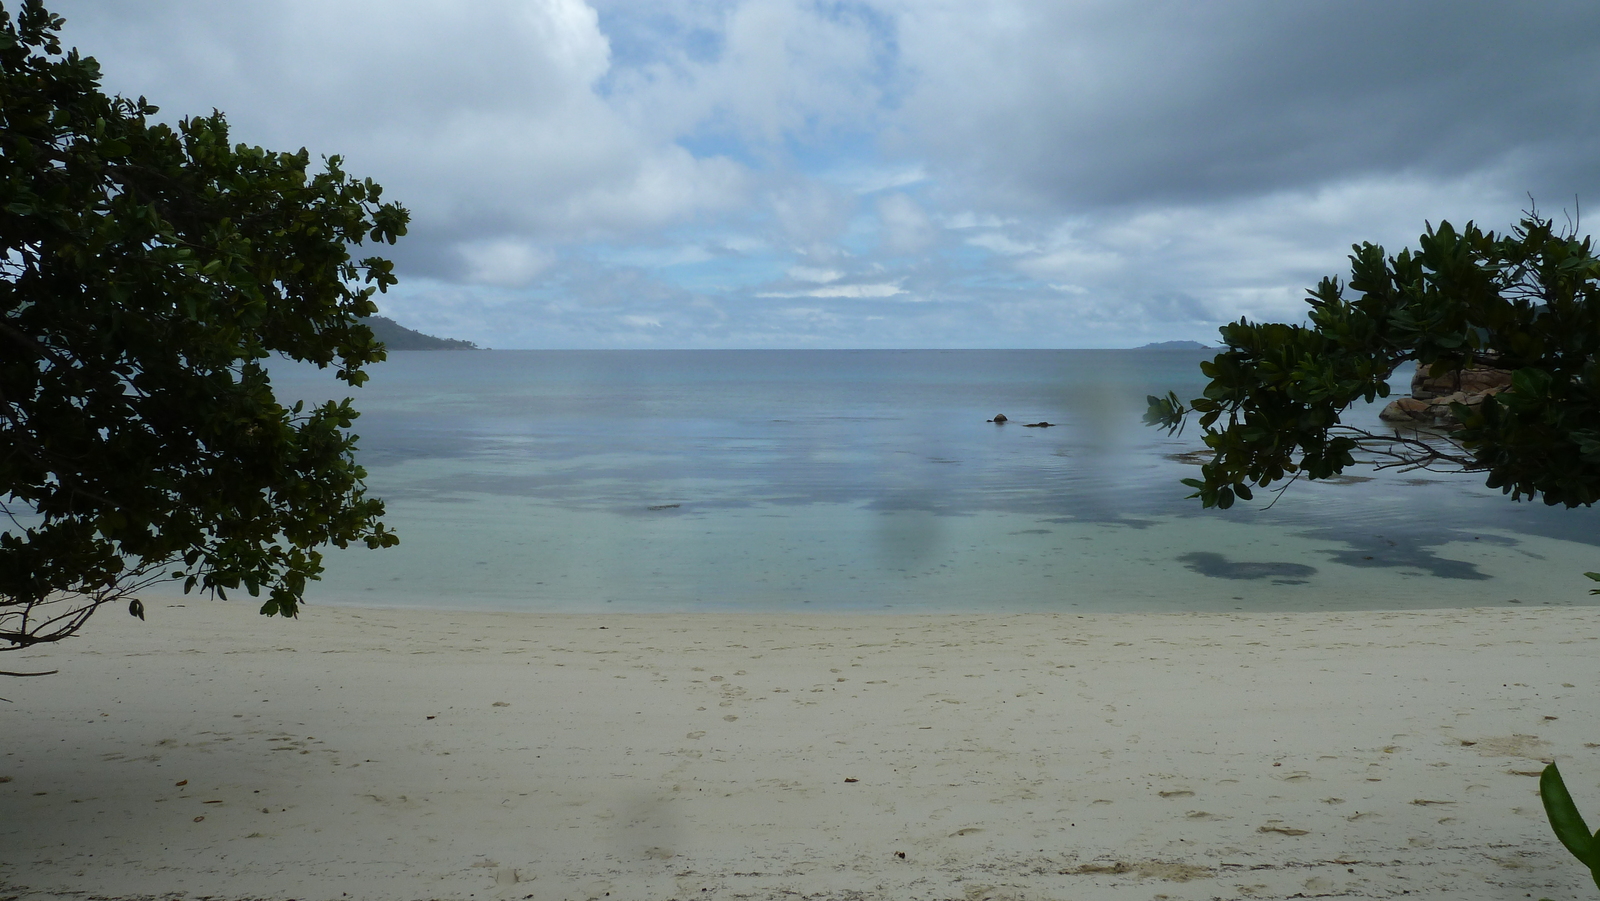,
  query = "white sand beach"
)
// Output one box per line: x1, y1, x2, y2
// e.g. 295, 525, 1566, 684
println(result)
2, 601, 1598, 900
